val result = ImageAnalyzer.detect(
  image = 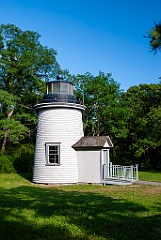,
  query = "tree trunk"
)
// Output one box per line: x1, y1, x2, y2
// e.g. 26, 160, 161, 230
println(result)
1, 130, 8, 152
1, 106, 14, 152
